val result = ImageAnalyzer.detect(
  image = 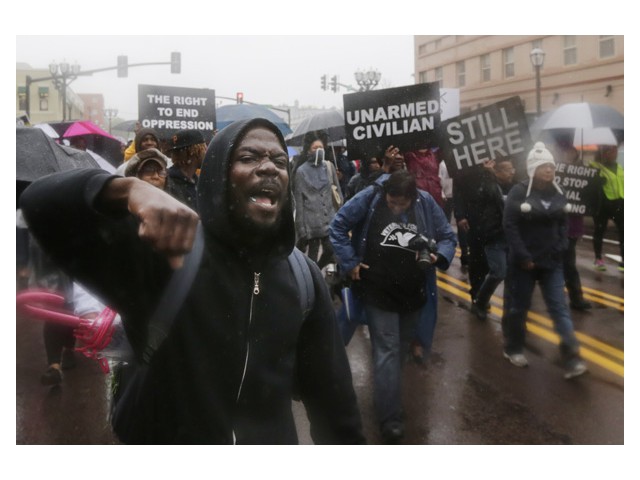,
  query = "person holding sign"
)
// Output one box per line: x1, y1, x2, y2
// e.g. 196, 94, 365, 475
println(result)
166, 129, 206, 212
469, 156, 515, 320
553, 144, 592, 310
502, 142, 587, 379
